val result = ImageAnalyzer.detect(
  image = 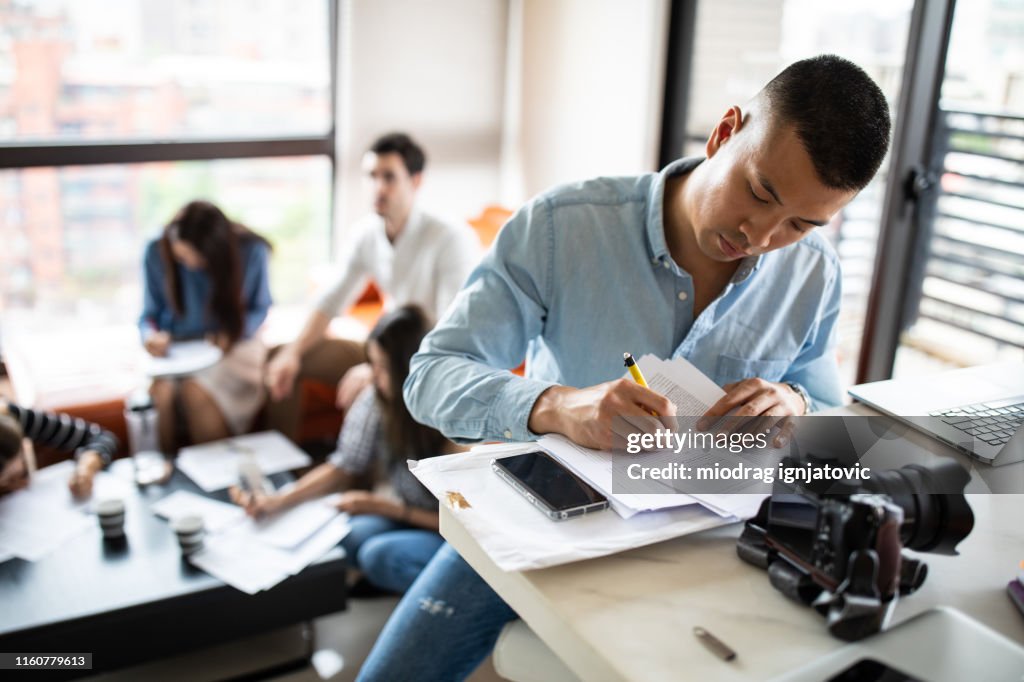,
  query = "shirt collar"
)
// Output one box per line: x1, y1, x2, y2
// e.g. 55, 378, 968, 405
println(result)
646, 156, 763, 282
377, 206, 423, 247
644, 157, 702, 264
